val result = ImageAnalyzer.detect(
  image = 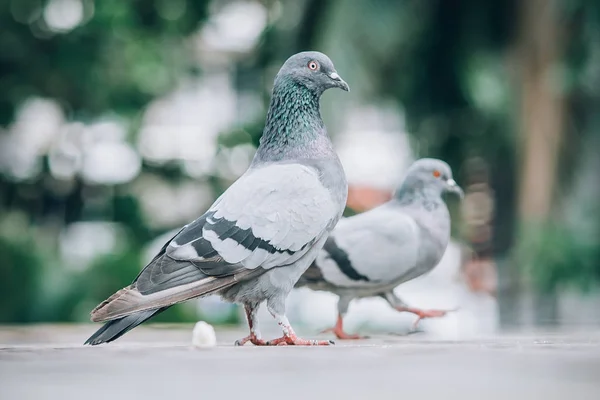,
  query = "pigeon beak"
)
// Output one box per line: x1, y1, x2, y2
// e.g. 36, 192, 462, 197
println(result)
446, 179, 464, 199
329, 72, 350, 92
